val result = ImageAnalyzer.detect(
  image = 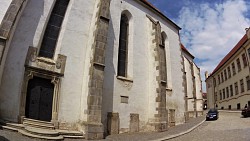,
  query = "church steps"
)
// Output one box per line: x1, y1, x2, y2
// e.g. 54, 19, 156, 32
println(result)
2, 126, 19, 132
23, 118, 54, 126
22, 118, 55, 129
24, 126, 59, 137
18, 129, 64, 140
6, 123, 24, 129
